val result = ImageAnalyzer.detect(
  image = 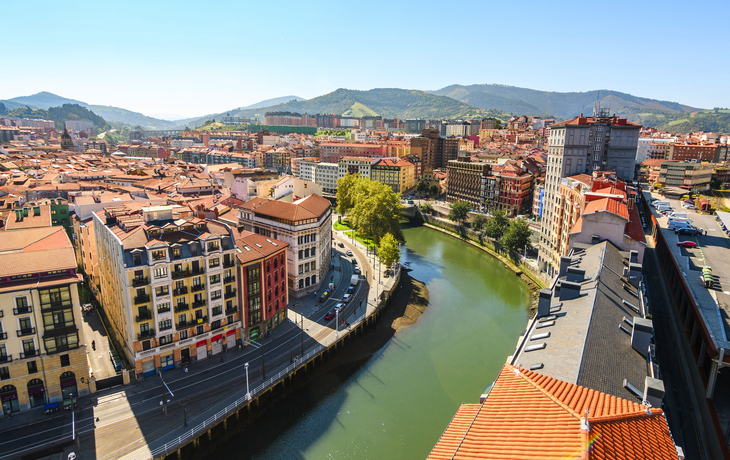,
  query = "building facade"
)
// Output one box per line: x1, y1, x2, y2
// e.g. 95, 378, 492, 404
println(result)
93, 205, 240, 378
371, 159, 415, 194
0, 227, 88, 413
445, 160, 490, 208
